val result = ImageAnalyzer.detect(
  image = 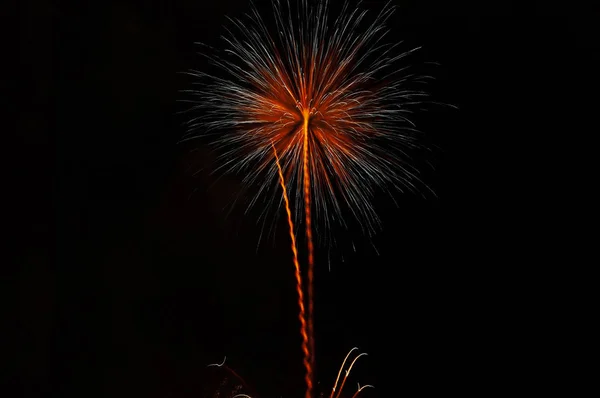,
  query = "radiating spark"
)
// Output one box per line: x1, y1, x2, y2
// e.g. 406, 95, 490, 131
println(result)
183, 0, 432, 250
